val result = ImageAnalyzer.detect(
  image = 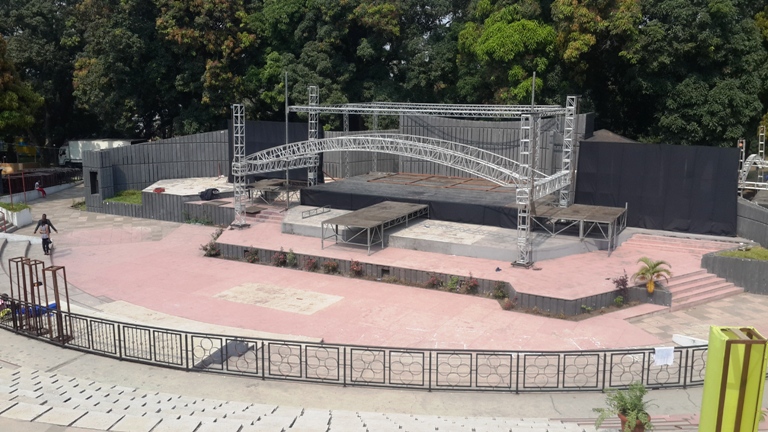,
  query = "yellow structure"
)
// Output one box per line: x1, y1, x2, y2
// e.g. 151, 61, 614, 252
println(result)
700, 327, 768, 432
